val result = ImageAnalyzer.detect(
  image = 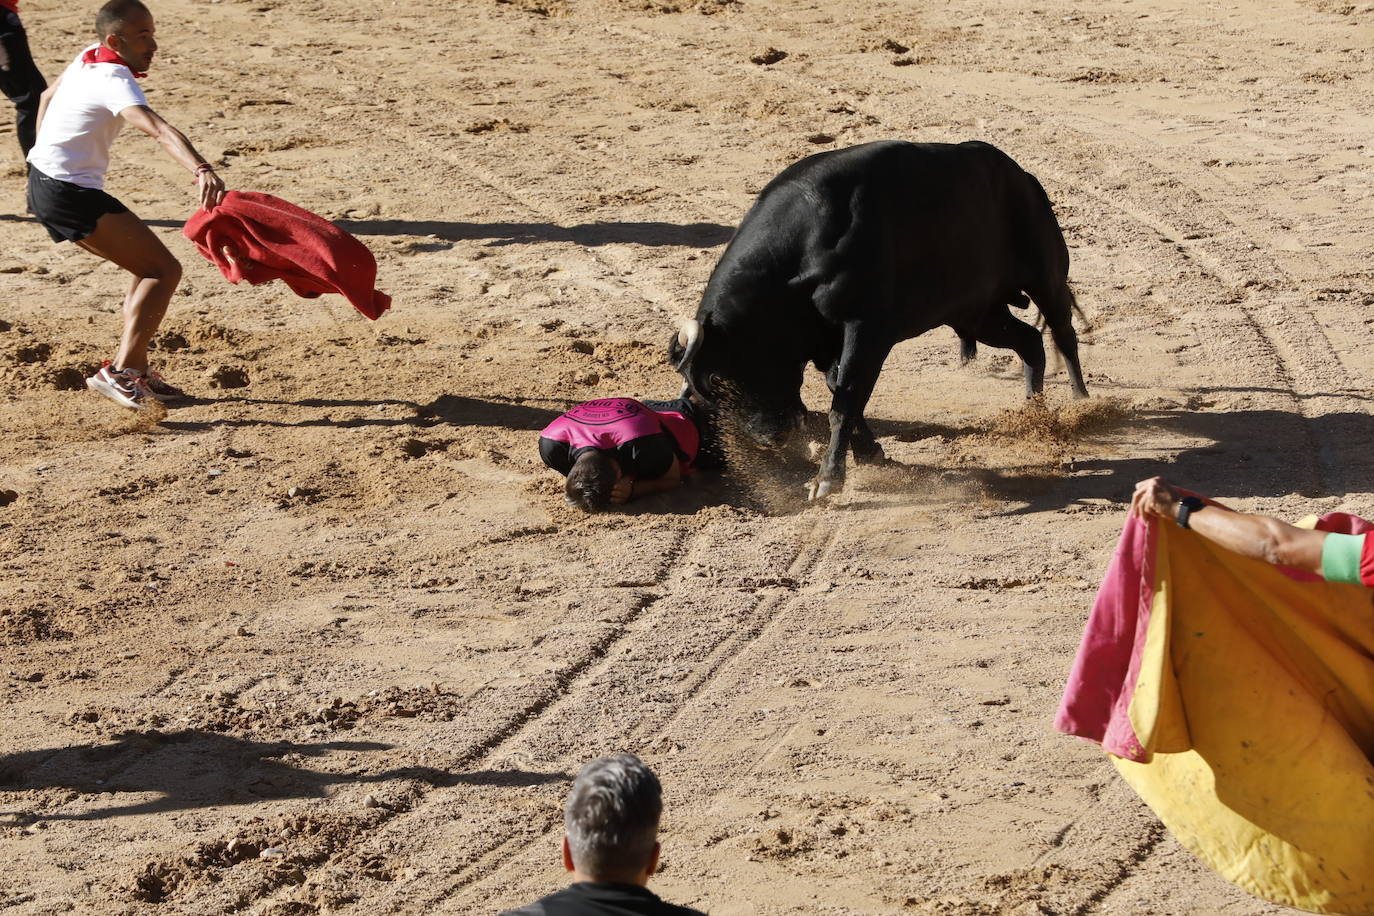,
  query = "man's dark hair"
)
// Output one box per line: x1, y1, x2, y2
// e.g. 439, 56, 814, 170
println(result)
565, 754, 662, 882
565, 450, 617, 512
95, 0, 150, 40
